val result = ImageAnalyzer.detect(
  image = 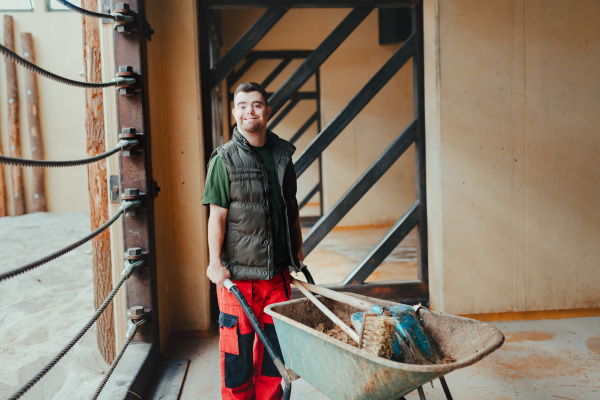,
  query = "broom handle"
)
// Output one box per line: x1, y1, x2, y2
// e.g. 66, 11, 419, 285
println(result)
291, 278, 360, 344
292, 279, 377, 310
